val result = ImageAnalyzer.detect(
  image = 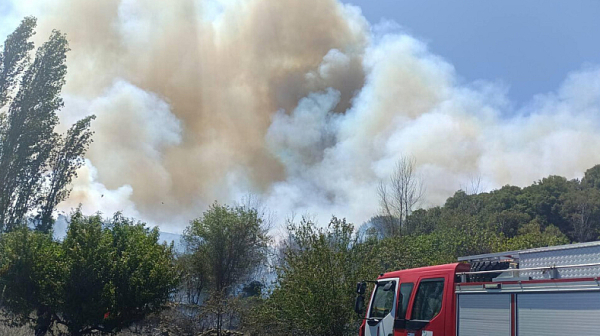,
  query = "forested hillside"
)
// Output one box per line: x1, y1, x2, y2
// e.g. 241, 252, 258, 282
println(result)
237, 165, 598, 336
